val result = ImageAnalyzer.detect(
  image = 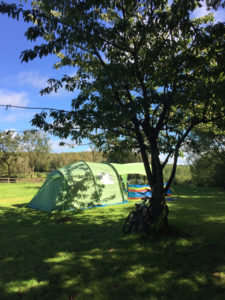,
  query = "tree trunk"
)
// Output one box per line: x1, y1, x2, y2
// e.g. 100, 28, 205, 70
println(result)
145, 143, 169, 232
6, 162, 11, 178
31, 166, 34, 178
134, 125, 169, 233
151, 150, 166, 222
